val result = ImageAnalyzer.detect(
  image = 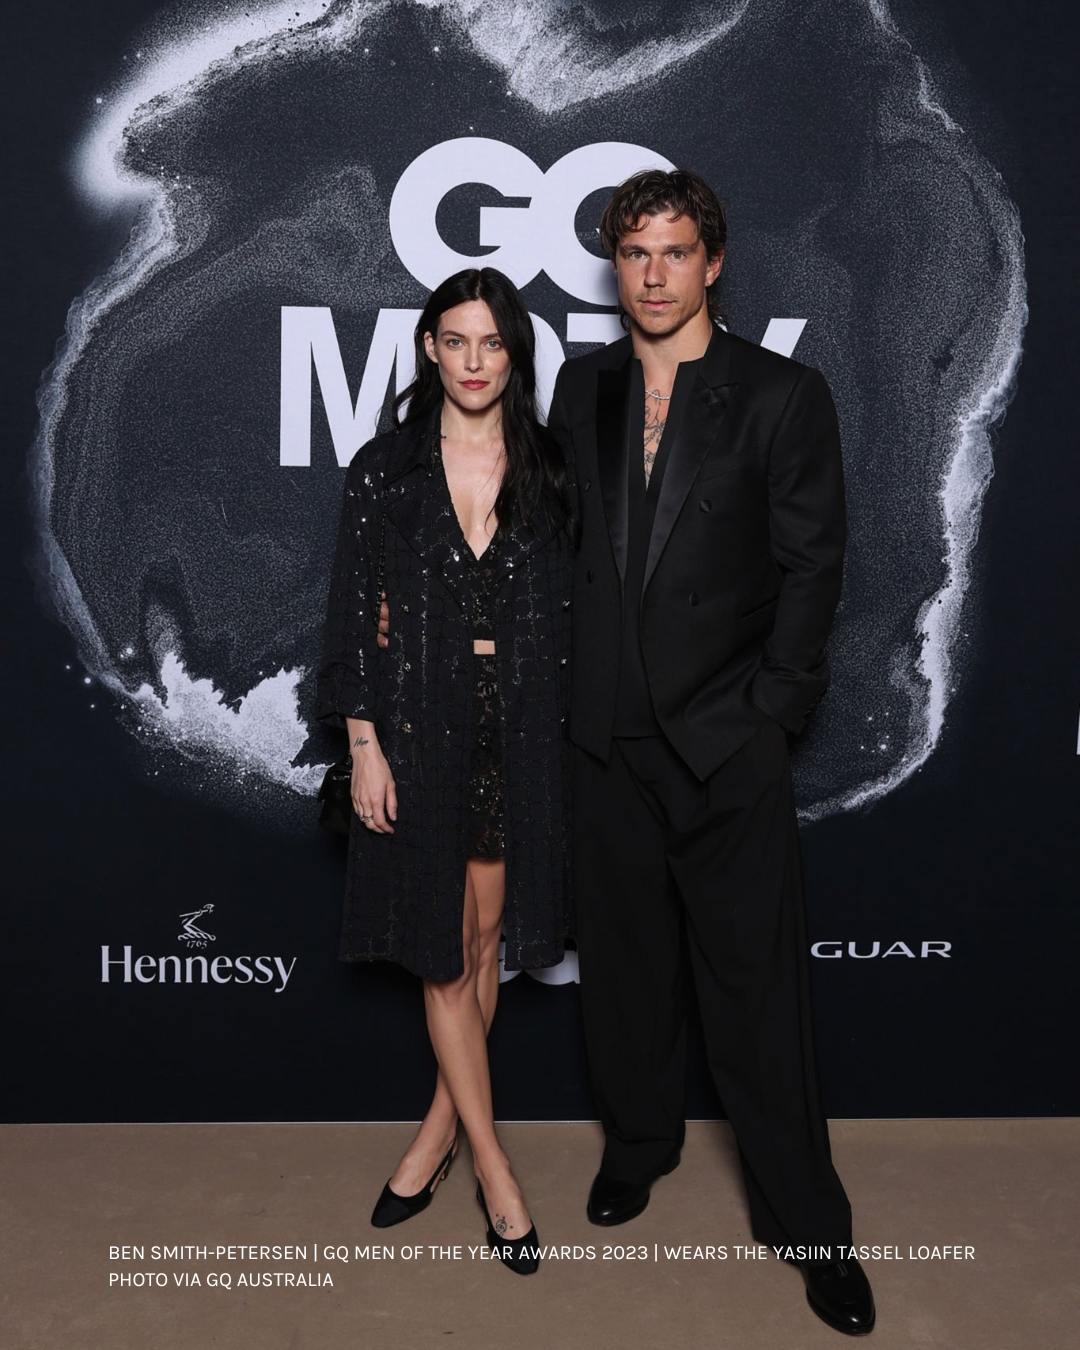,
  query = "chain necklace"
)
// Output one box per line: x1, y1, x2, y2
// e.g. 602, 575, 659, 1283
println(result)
646, 387, 672, 401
